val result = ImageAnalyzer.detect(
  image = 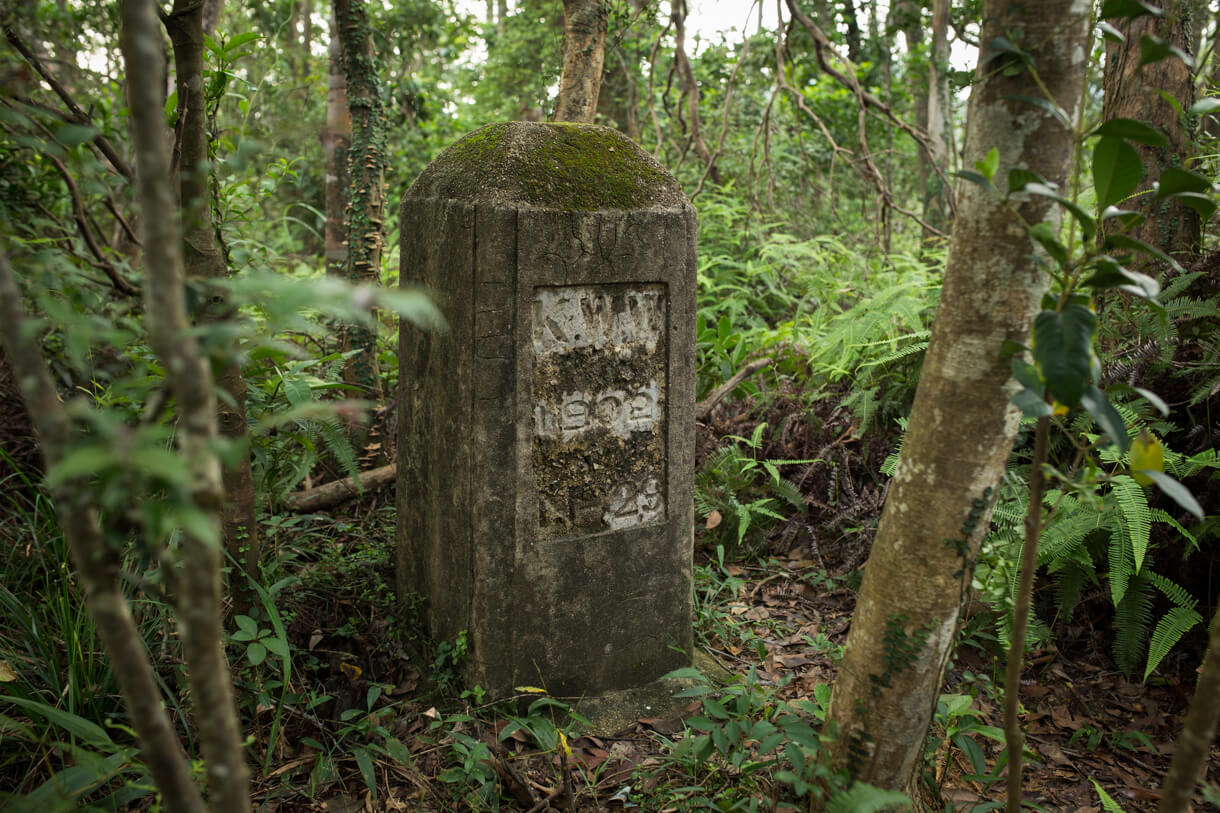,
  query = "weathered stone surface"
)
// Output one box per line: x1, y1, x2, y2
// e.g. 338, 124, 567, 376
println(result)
397, 122, 696, 699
